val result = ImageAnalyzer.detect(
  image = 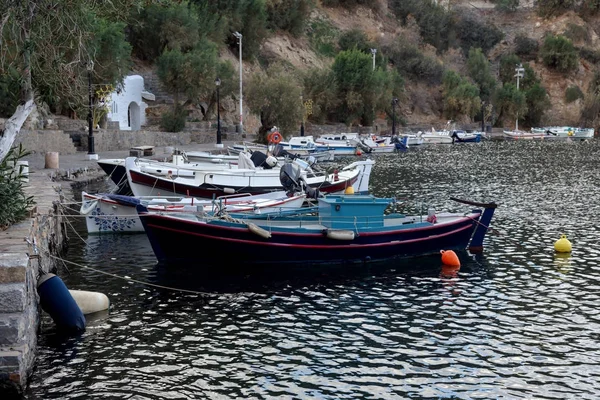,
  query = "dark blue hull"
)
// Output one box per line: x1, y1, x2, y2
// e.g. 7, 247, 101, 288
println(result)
138, 211, 484, 268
